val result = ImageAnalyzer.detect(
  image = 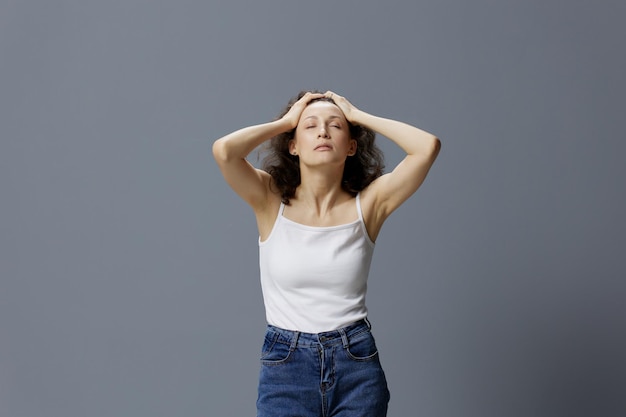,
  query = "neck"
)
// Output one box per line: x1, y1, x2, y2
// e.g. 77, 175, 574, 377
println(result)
296, 166, 346, 215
